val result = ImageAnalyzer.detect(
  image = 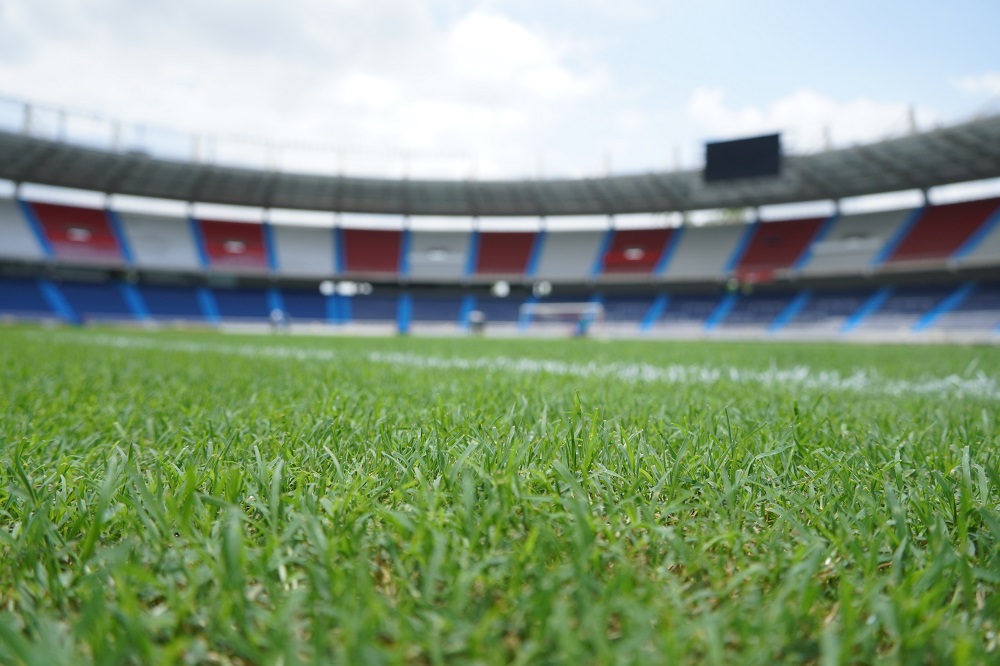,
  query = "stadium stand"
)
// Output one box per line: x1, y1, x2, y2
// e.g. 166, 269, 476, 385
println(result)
533, 230, 606, 282
212, 287, 270, 320
799, 209, 912, 275
138, 284, 206, 322
58, 281, 133, 321
407, 231, 472, 281
340, 229, 402, 274
954, 206, 1000, 267
474, 232, 538, 276
196, 220, 270, 271
661, 225, 746, 281
473, 295, 526, 325
270, 225, 336, 277
732, 217, 827, 281
280, 288, 329, 323
602, 294, 656, 324
27, 202, 125, 264
2, 269, 998, 339
651, 294, 722, 333
716, 291, 798, 330
0, 199, 46, 262
780, 289, 875, 335
118, 212, 202, 271
410, 295, 464, 326
883, 198, 1000, 264
851, 286, 955, 332
346, 294, 399, 323
0, 277, 55, 318
600, 228, 675, 275
4, 190, 1000, 339
931, 283, 1000, 333
5, 97, 999, 342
